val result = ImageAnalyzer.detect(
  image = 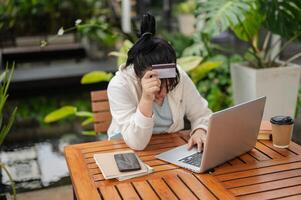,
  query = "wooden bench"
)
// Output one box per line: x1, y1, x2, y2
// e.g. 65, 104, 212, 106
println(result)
90, 90, 112, 134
